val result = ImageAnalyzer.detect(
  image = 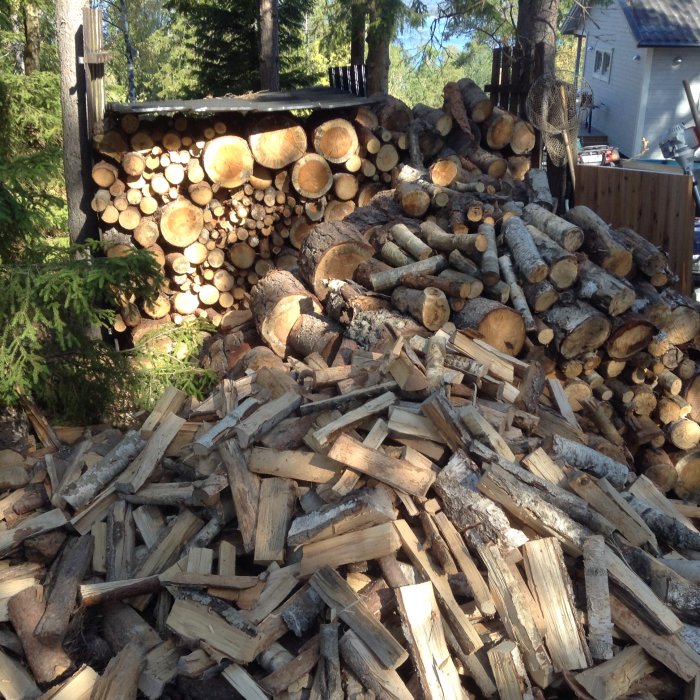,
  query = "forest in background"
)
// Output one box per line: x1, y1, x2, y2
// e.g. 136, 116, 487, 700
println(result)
0, 0, 577, 423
